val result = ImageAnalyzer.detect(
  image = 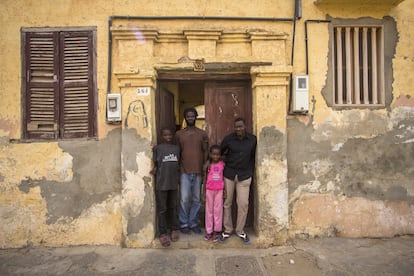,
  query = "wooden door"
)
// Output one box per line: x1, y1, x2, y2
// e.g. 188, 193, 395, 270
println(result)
204, 81, 252, 146
156, 87, 175, 144
204, 81, 254, 228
